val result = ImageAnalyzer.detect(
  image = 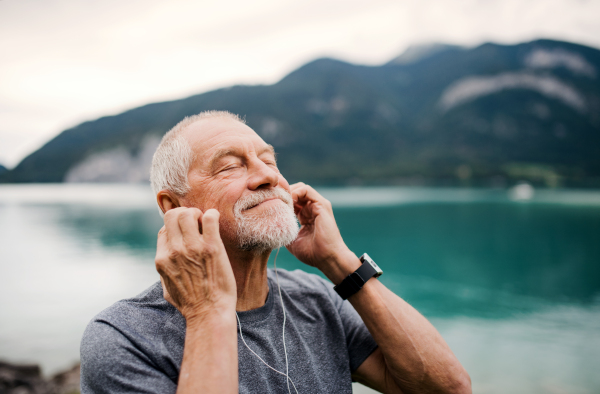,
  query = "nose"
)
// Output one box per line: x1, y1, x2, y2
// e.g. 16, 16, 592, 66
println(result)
247, 158, 279, 191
